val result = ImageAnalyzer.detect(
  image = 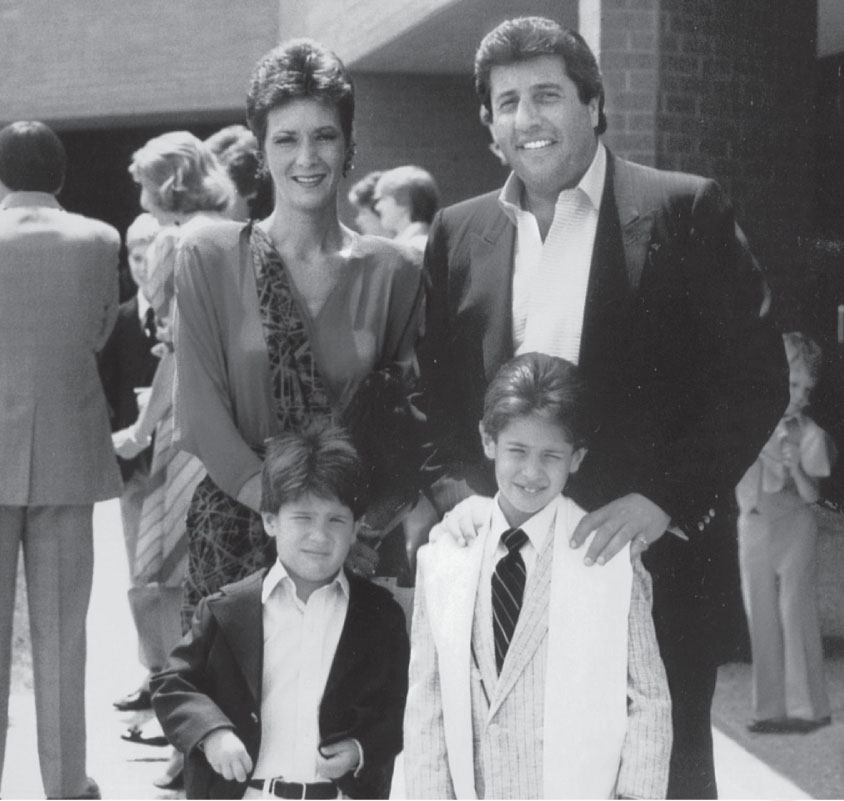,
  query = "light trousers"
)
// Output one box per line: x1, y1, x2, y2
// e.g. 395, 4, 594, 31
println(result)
0, 504, 94, 798
738, 504, 829, 721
